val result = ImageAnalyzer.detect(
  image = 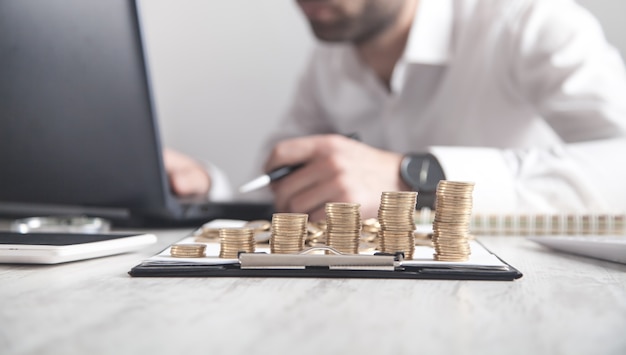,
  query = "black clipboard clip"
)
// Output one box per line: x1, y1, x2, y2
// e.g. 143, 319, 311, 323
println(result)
239, 246, 402, 271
